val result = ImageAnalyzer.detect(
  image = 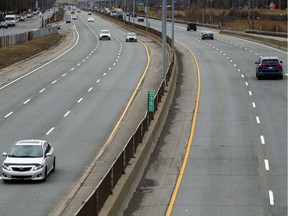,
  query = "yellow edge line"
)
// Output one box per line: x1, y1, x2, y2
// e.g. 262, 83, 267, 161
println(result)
166, 41, 201, 216
95, 40, 151, 160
